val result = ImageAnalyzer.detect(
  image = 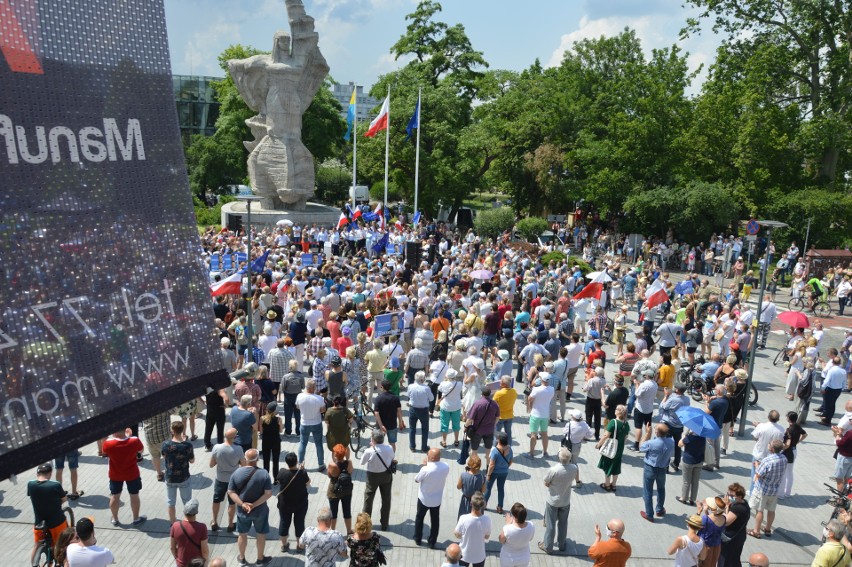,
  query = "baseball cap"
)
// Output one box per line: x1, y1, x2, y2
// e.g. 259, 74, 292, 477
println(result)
184, 498, 200, 516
